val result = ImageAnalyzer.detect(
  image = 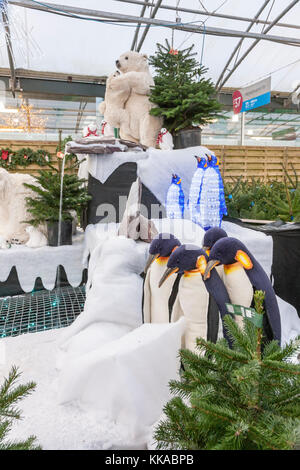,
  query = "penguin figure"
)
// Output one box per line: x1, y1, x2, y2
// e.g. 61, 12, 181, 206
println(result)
202, 226, 227, 256
157, 128, 174, 151
143, 233, 181, 324
159, 244, 231, 351
166, 174, 185, 219
203, 227, 253, 329
197, 155, 221, 230
204, 237, 281, 344
188, 156, 207, 225
210, 154, 227, 222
